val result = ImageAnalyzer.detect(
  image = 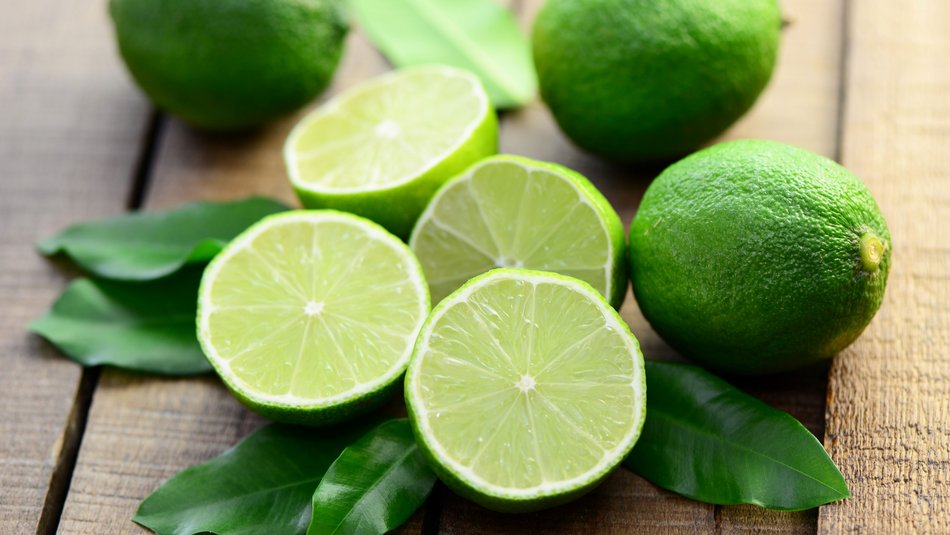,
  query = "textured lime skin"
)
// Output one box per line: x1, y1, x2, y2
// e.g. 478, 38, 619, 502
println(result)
629, 140, 891, 374
532, 0, 781, 164
110, 0, 347, 130
405, 269, 647, 512
293, 108, 498, 240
